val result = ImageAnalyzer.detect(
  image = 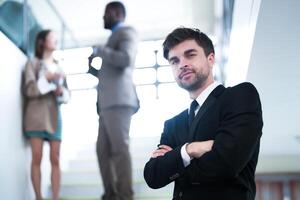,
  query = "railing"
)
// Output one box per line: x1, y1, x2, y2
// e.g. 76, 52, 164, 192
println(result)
0, 0, 77, 56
